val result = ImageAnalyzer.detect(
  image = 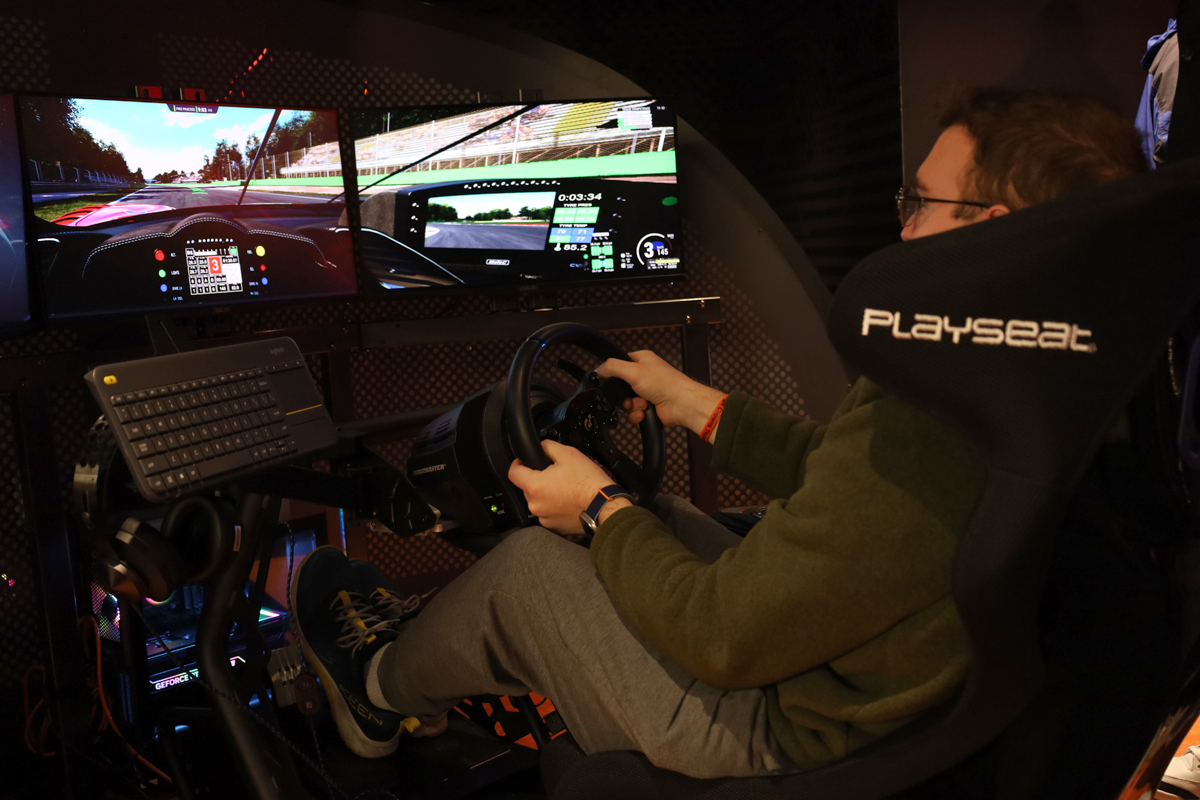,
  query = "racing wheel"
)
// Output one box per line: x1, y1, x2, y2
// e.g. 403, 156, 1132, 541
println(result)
505, 323, 665, 506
